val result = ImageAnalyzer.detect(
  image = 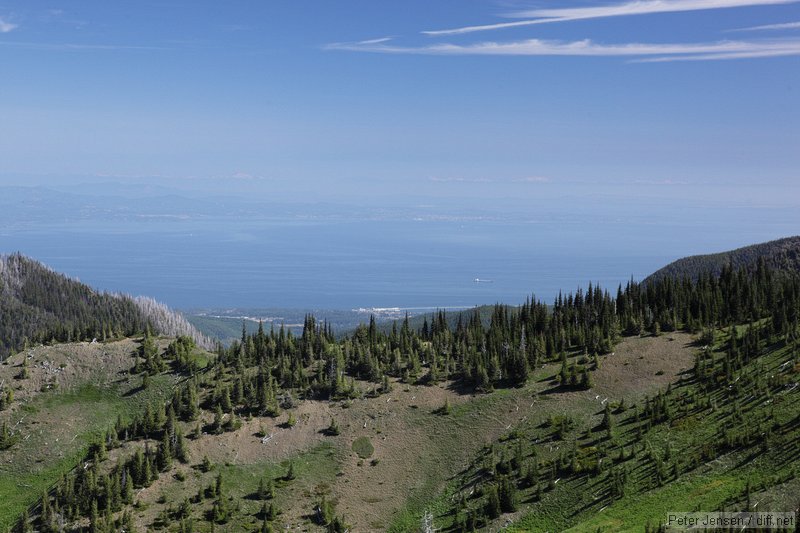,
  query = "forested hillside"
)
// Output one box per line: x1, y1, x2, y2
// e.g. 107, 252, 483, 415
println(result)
3, 246, 800, 532
0, 253, 210, 358
644, 235, 800, 284
437, 264, 800, 531
4, 252, 797, 531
